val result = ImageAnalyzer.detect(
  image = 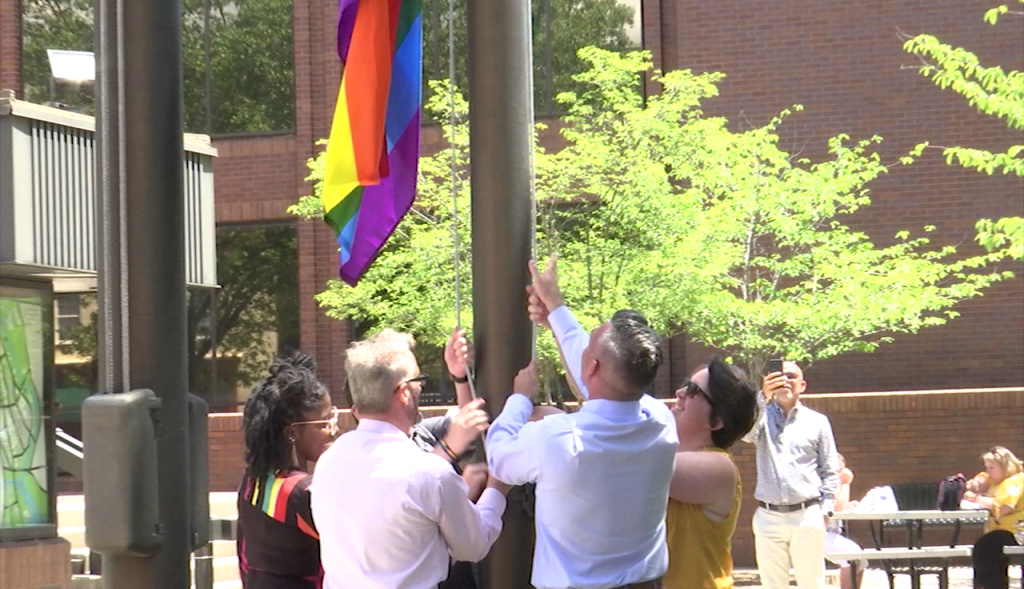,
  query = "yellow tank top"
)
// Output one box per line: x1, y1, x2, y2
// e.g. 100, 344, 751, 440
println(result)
664, 448, 741, 589
986, 472, 1024, 534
